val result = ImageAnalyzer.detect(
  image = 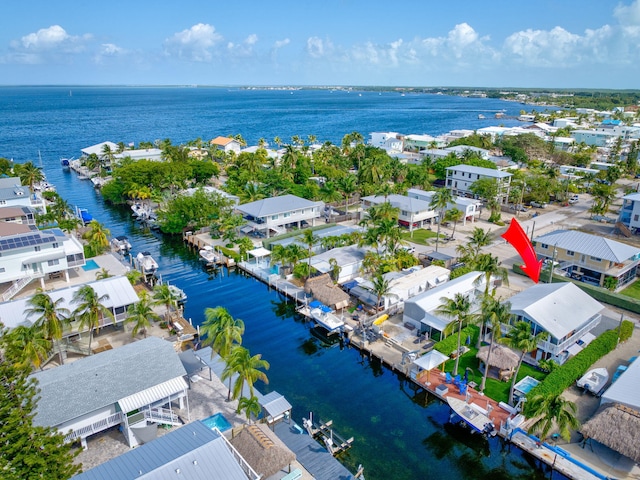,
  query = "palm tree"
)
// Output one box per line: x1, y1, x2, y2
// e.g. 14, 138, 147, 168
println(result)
371, 274, 390, 312
237, 395, 262, 423
201, 306, 245, 359
473, 253, 509, 347
319, 182, 343, 222
3, 325, 50, 370
223, 345, 270, 401
72, 285, 113, 355
526, 393, 580, 442
125, 292, 160, 338
444, 208, 464, 240
125, 269, 143, 286
298, 228, 317, 264
468, 227, 492, 258
95, 267, 111, 280
16, 161, 44, 190
25, 292, 70, 365
337, 174, 357, 215
152, 284, 179, 318
499, 321, 549, 405
82, 220, 111, 255
436, 293, 471, 376
429, 188, 453, 252
478, 297, 510, 392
